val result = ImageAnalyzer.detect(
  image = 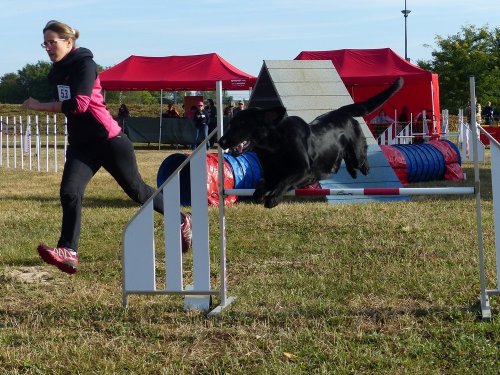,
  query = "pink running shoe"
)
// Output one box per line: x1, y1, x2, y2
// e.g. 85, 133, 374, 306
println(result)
180, 213, 192, 253
37, 244, 78, 274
